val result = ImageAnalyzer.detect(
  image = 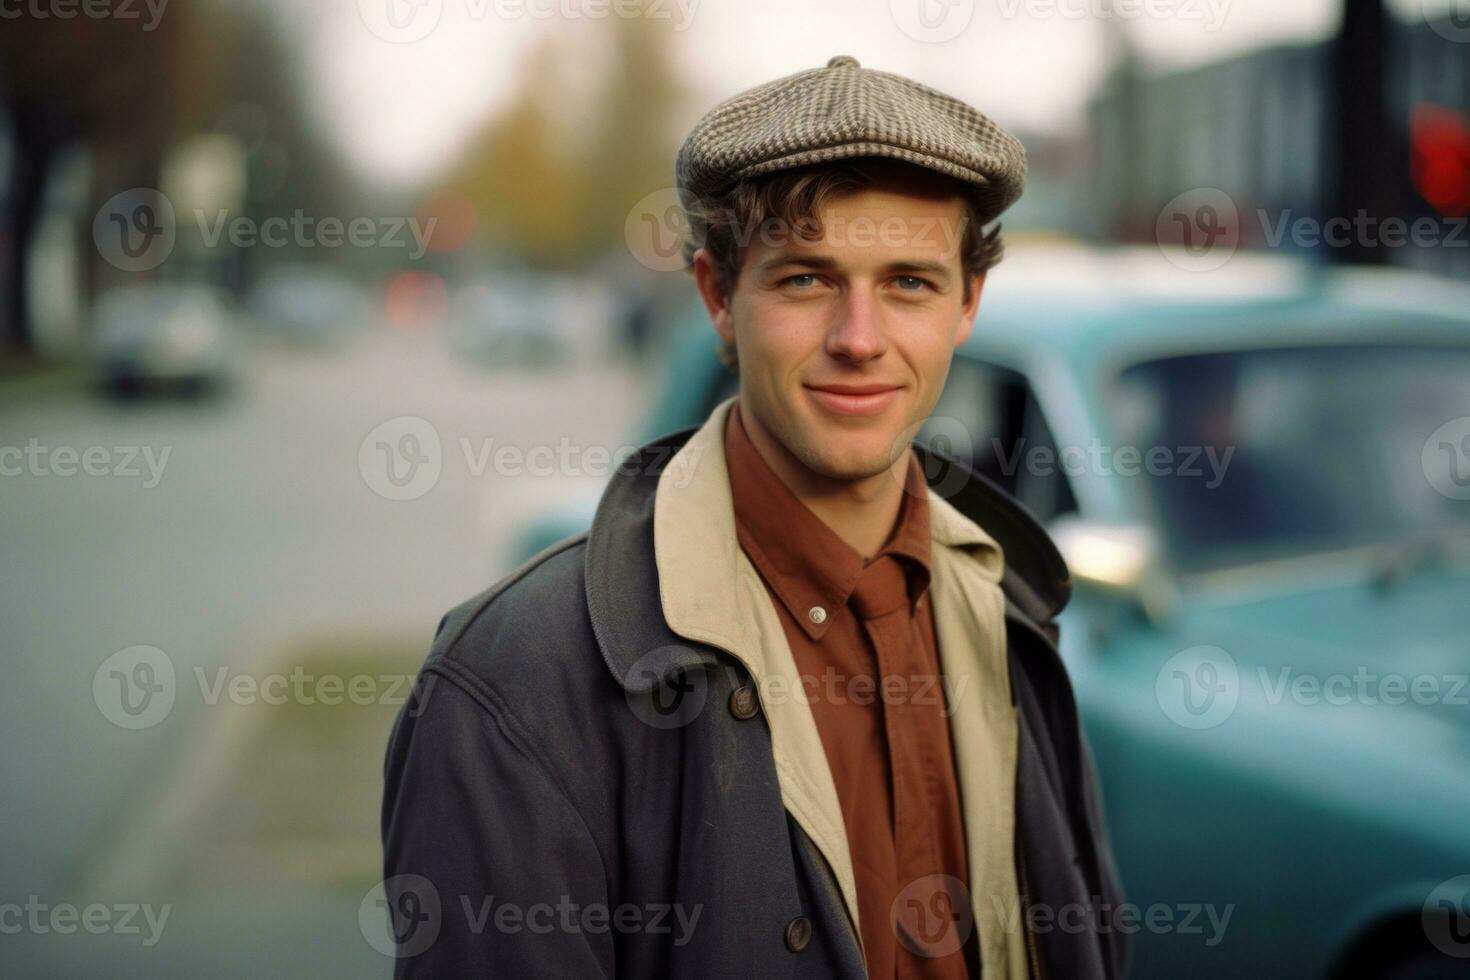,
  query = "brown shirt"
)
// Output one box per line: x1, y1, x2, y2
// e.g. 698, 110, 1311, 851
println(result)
725, 403, 978, 980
